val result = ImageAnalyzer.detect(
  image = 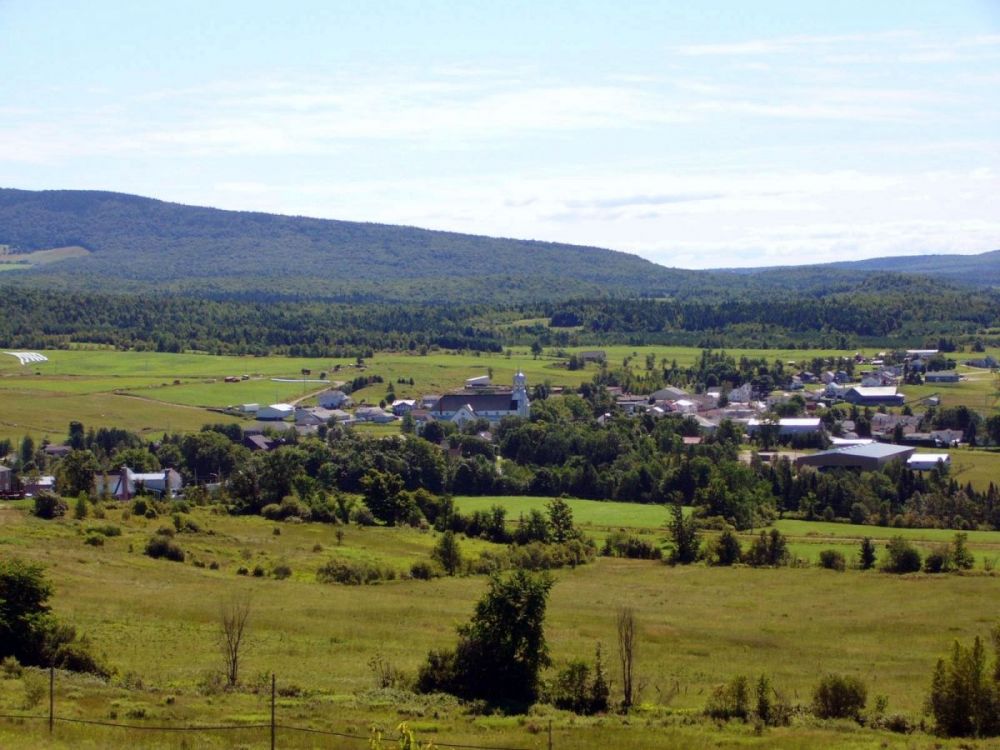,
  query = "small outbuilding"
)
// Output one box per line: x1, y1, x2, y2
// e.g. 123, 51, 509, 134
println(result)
907, 453, 951, 472
257, 403, 295, 421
